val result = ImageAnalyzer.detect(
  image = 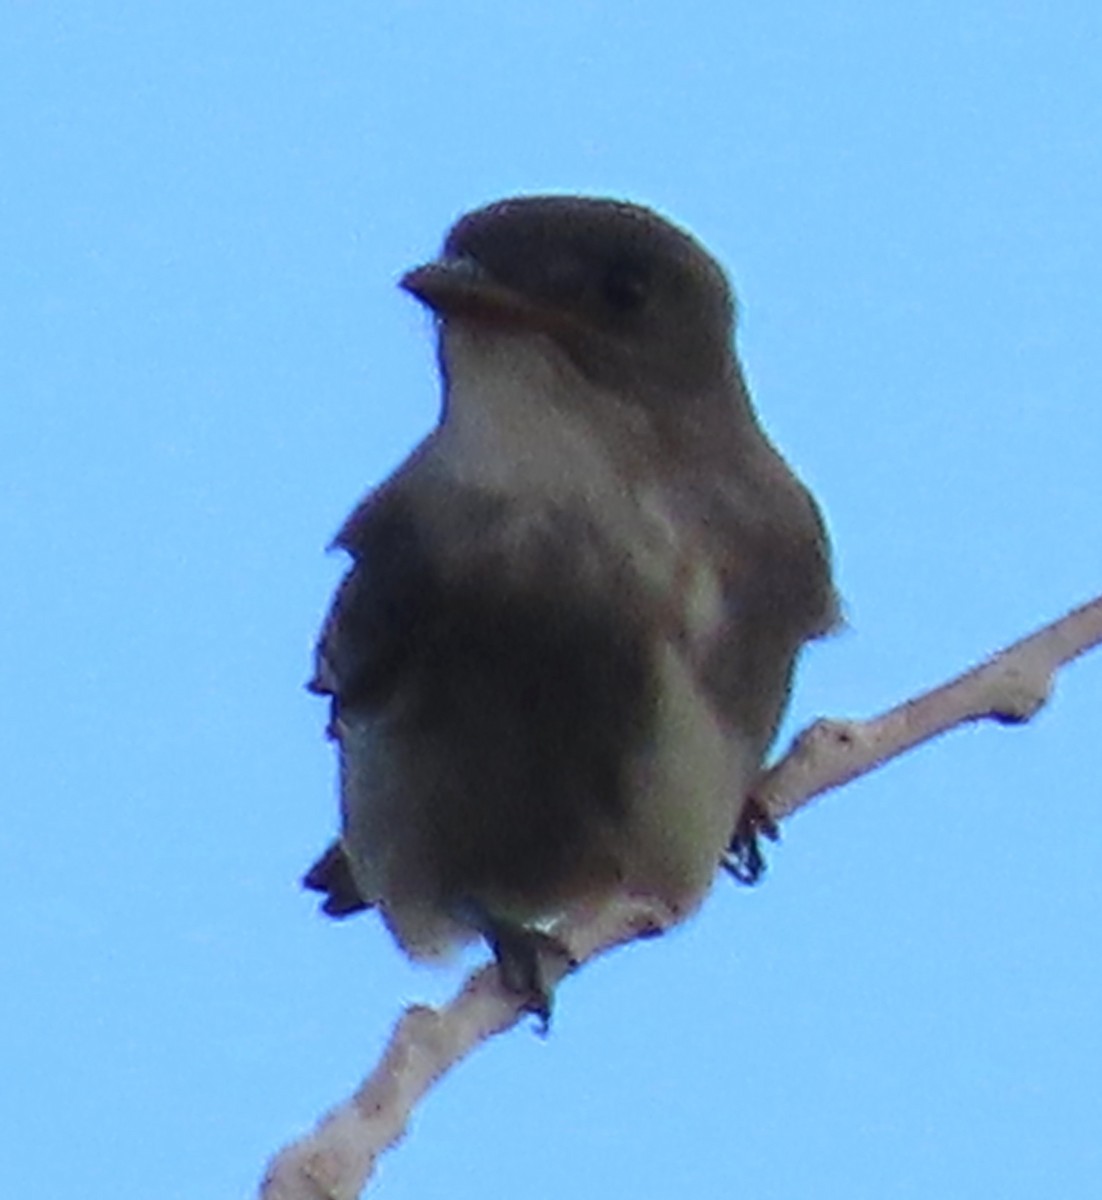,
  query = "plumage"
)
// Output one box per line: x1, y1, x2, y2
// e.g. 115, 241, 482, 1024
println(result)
304, 195, 837, 1021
